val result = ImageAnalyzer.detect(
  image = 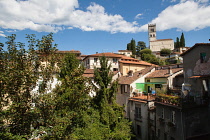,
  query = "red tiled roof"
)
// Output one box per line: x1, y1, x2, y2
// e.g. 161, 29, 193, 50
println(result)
119, 60, 153, 66
129, 95, 155, 101
85, 52, 123, 58
180, 43, 210, 56
83, 69, 94, 78
146, 68, 183, 78
189, 75, 210, 78
118, 66, 155, 84
55, 50, 81, 54
118, 50, 132, 52
150, 39, 173, 42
